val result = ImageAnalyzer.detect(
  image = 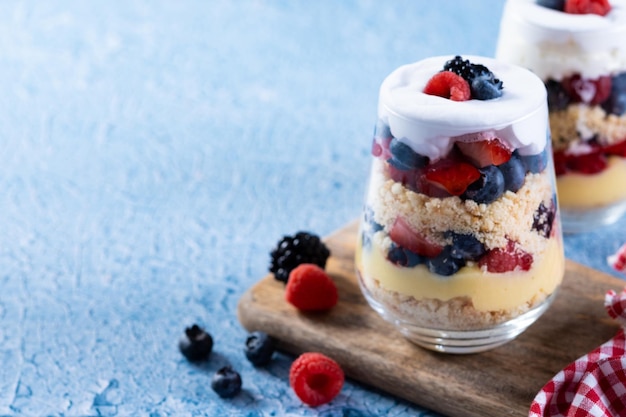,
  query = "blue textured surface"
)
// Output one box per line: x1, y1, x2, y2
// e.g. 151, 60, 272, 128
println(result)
1, 1, 625, 416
